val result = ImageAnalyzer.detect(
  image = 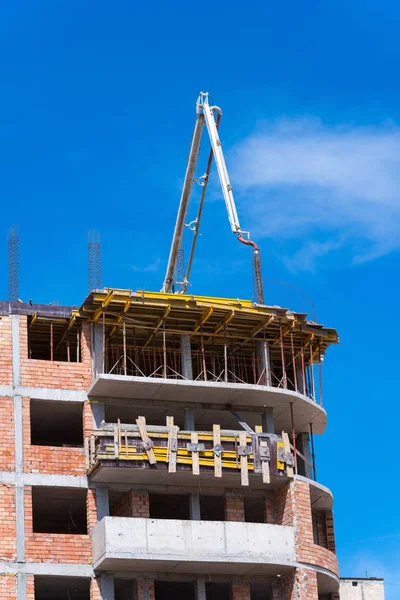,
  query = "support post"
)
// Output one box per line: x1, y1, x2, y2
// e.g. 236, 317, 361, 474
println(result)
100, 574, 115, 600
189, 493, 201, 521
184, 409, 195, 431
256, 338, 271, 386
195, 577, 206, 600
262, 407, 274, 434
180, 334, 193, 379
